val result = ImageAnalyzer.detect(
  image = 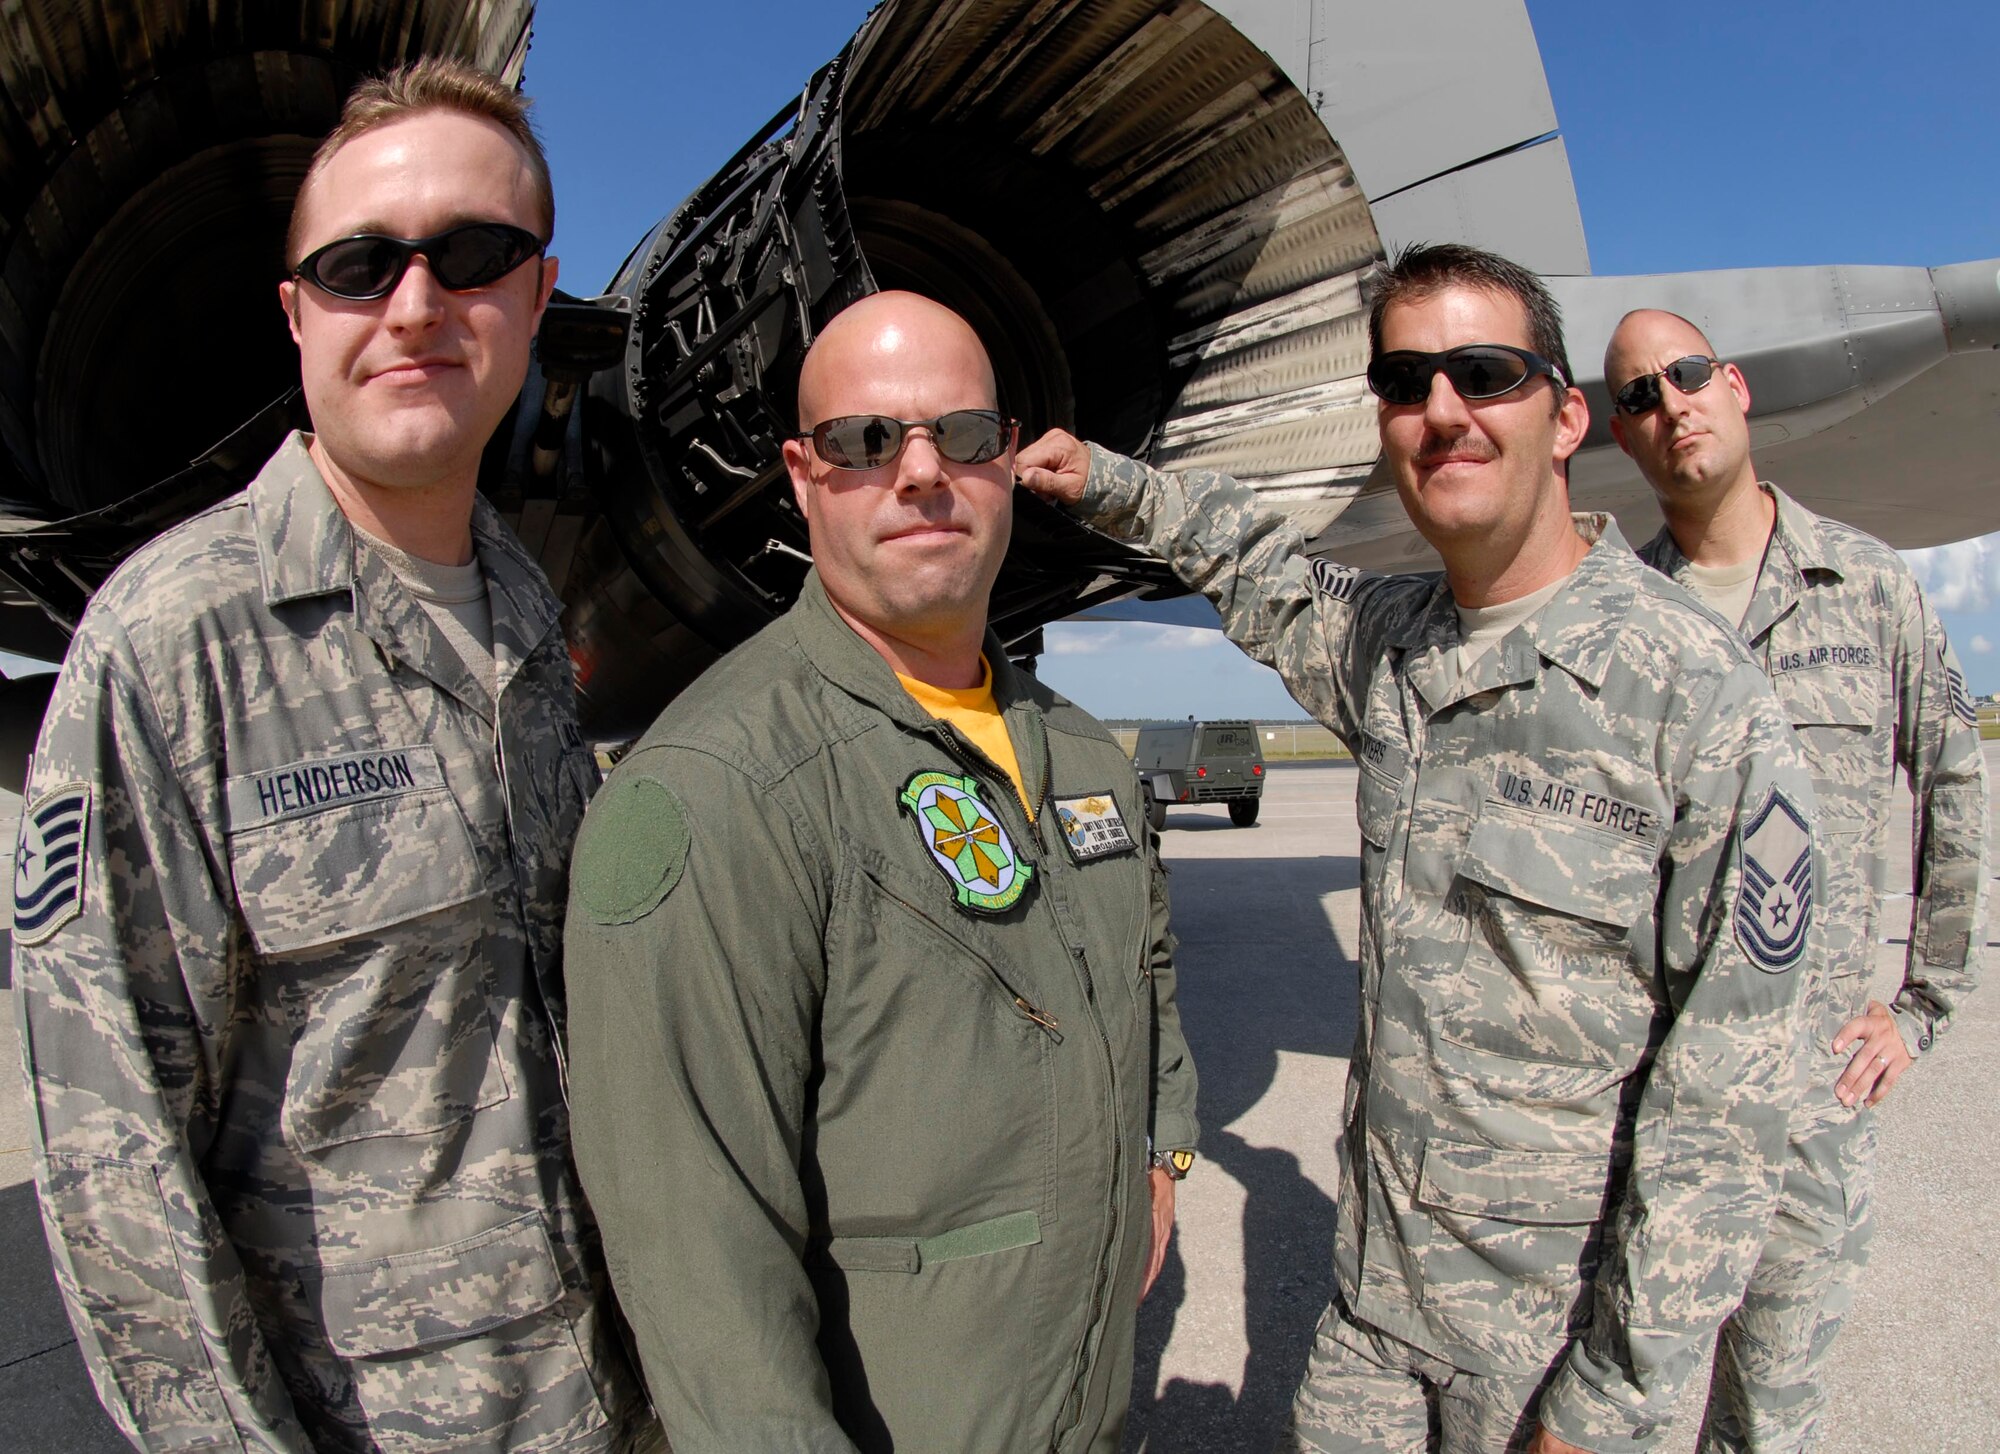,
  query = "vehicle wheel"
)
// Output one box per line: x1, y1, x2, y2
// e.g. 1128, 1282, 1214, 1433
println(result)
1229, 797, 1260, 827
1146, 788, 1167, 832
